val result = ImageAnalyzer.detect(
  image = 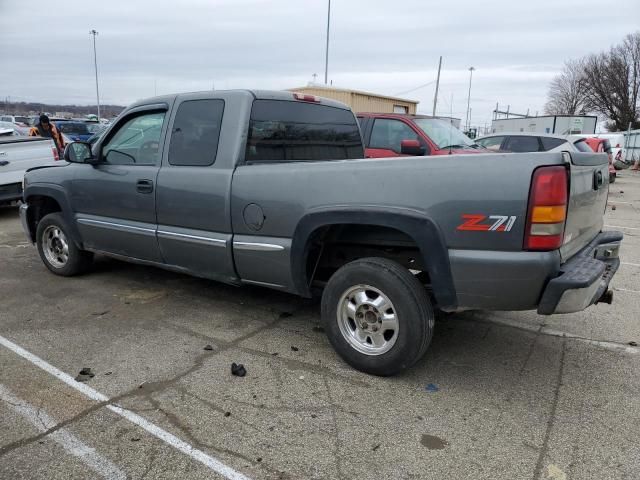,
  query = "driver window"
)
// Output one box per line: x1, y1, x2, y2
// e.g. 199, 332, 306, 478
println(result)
370, 119, 419, 153
102, 111, 165, 165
